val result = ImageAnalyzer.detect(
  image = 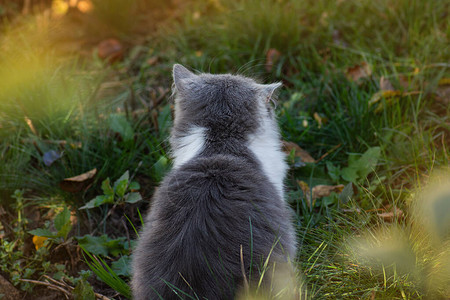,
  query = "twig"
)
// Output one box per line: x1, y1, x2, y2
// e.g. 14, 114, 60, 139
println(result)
41, 275, 112, 300
19, 278, 71, 298
316, 143, 342, 163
